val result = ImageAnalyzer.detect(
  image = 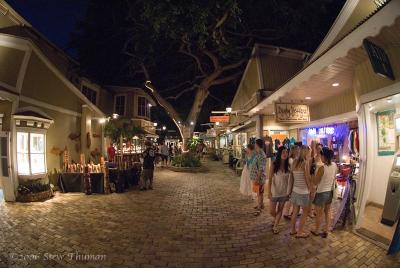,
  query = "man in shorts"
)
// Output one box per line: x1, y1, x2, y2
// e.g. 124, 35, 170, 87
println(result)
140, 141, 156, 190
